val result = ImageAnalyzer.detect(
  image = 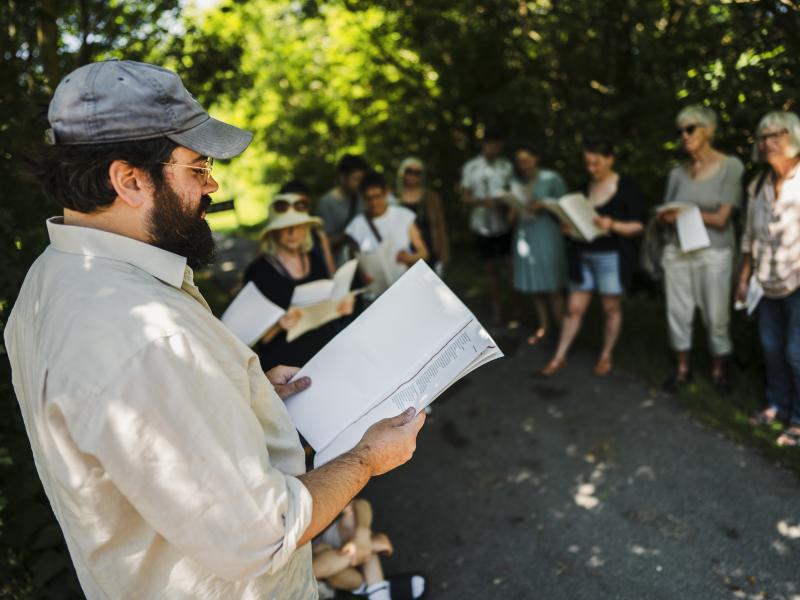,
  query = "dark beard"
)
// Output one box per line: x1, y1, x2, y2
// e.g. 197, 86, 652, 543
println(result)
148, 184, 216, 271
